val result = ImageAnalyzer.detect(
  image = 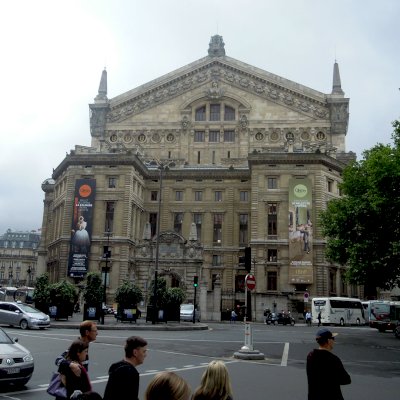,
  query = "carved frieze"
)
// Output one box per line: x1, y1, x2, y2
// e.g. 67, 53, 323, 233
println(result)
105, 61, 329, 124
